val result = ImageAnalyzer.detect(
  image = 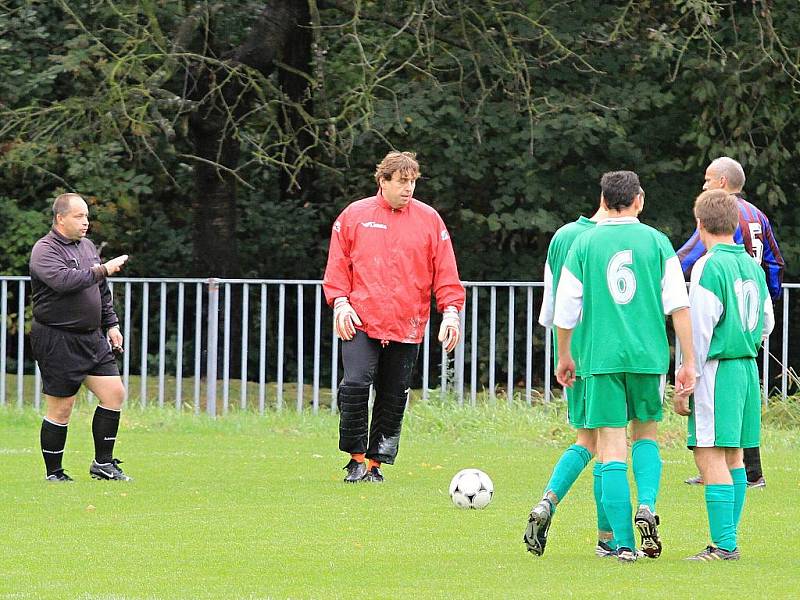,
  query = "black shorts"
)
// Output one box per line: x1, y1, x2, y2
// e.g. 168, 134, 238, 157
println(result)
30, 321, 119, 397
